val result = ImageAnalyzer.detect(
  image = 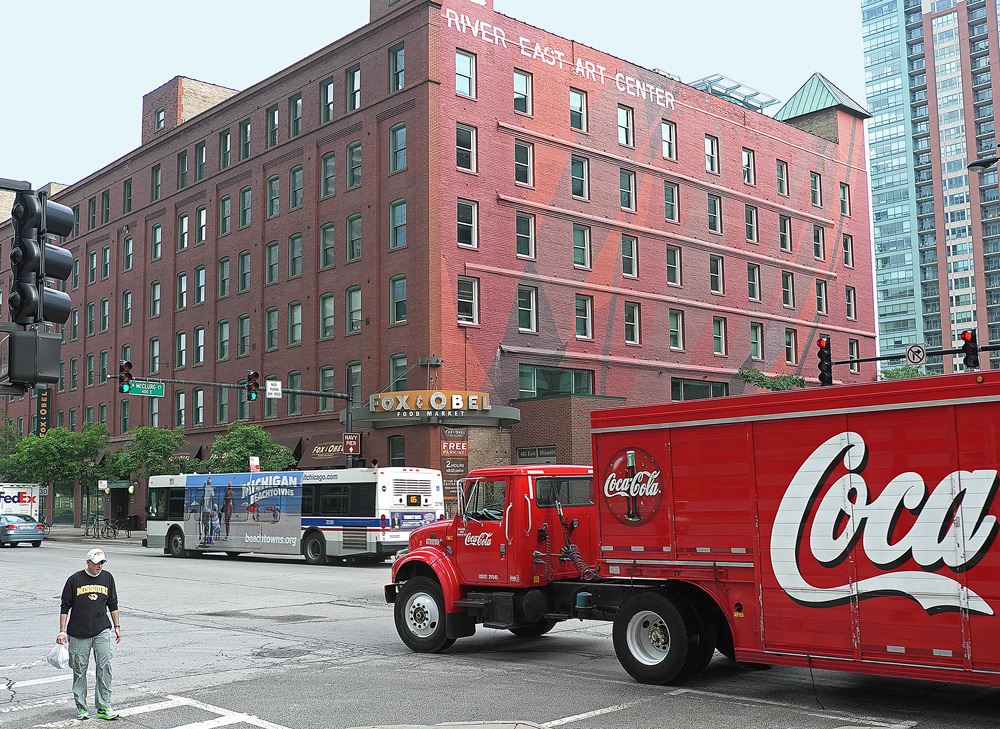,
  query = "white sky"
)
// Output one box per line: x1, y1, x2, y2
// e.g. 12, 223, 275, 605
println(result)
0, 0, 864, 190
